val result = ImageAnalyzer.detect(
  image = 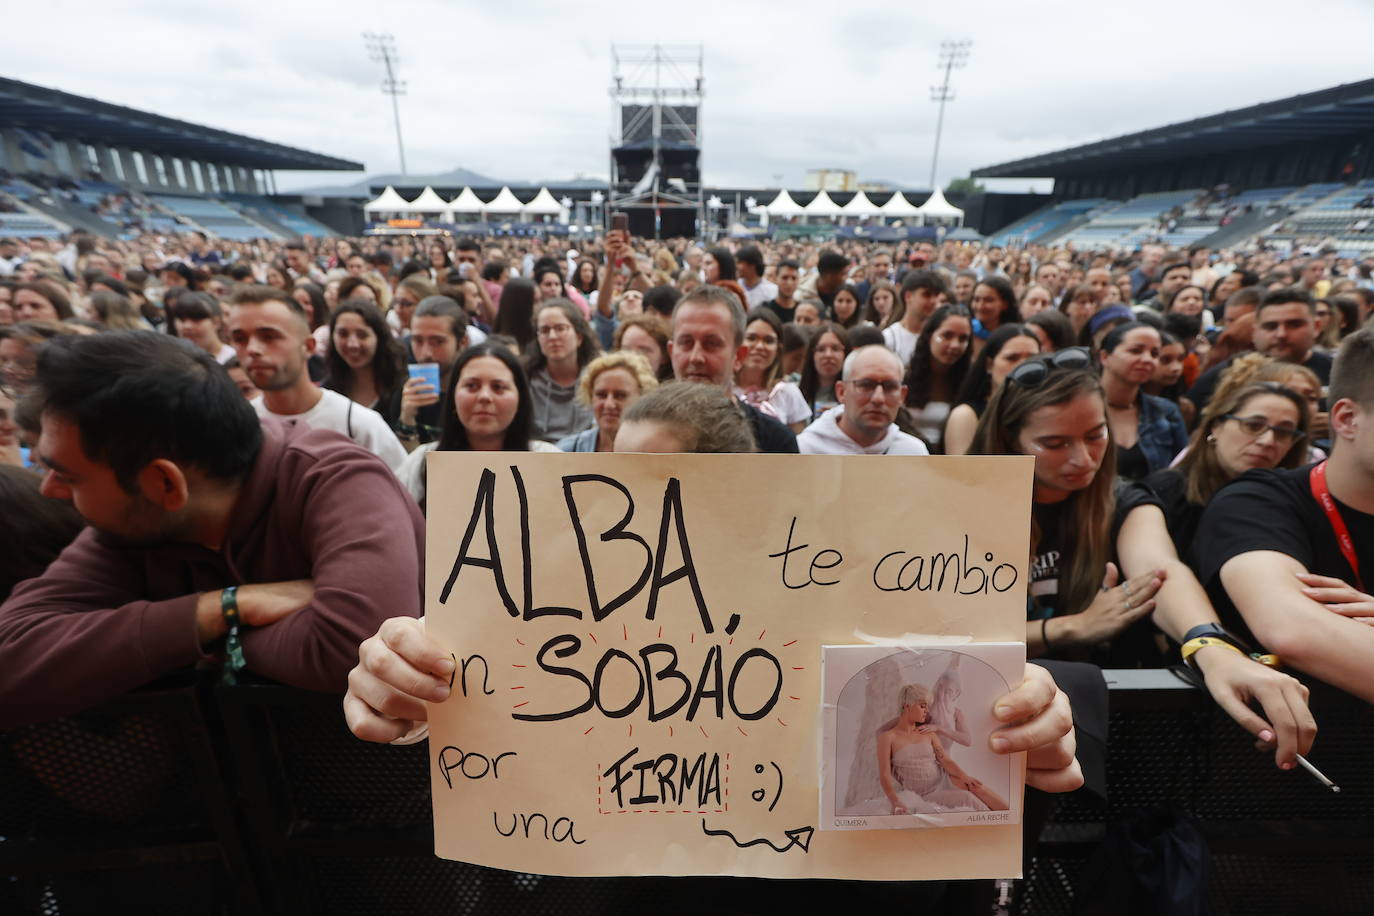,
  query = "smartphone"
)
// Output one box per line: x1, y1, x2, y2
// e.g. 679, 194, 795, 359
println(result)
612, 212, 629, 233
